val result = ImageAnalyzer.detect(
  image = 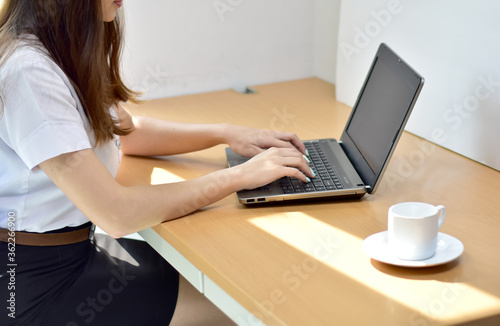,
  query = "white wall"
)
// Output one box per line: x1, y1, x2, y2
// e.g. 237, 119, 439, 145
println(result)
336, 0, 500, 171
313, 0, 341, 85
122, 1, 314, 99
122, 0, 340, 99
